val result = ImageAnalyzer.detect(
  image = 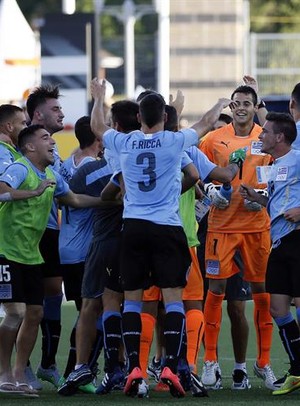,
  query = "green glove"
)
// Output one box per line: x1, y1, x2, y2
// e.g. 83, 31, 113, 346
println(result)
229, 148, 246, 166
